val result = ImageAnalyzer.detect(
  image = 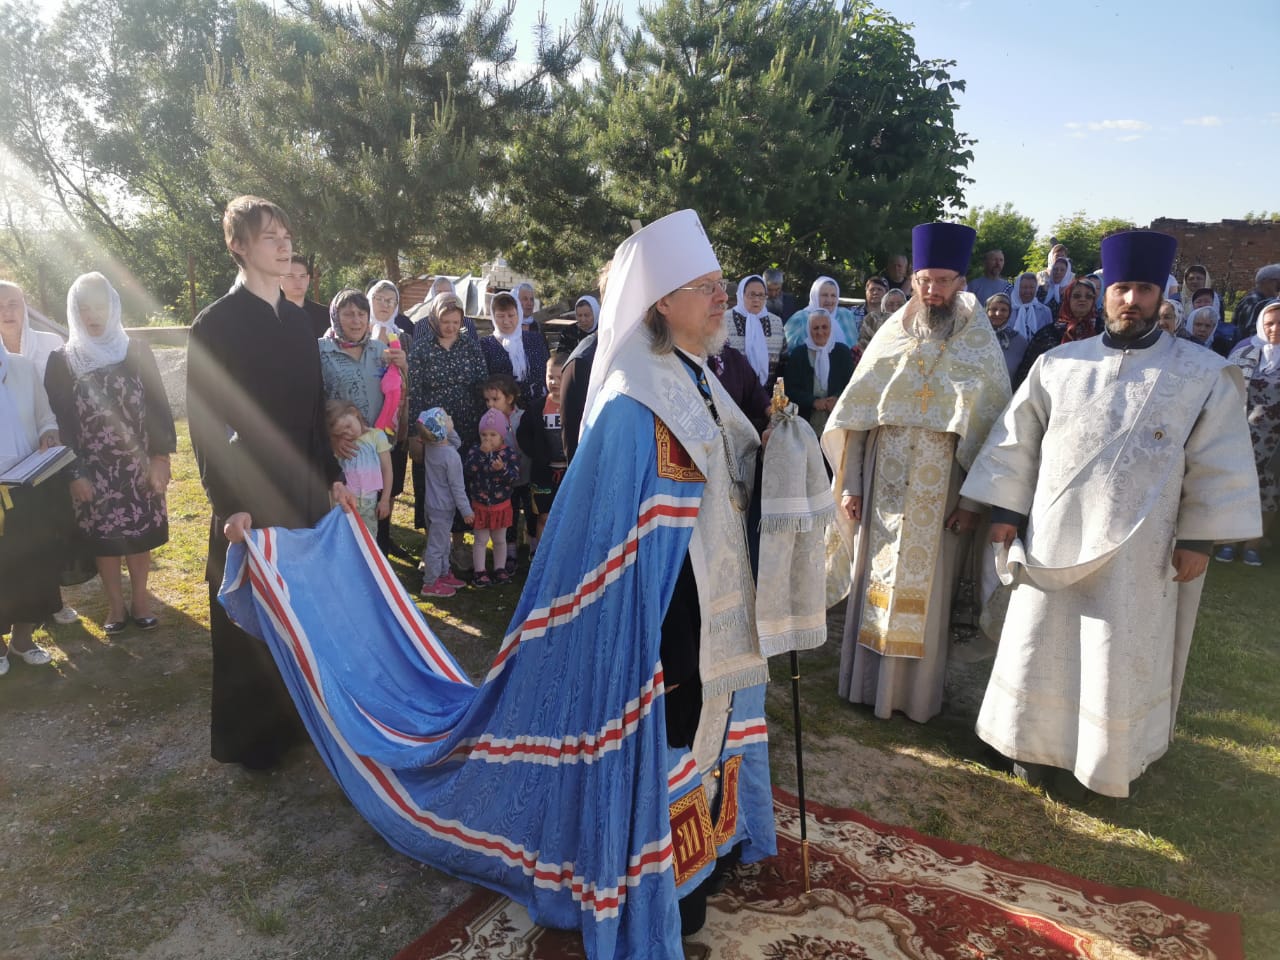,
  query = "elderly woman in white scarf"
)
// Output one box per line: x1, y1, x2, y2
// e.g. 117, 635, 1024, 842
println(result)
479, 290, 550, 411
562, 294, 599, 352
1009, 271, 1053, 340
1219, 299, 1280, 567
366, 280, 415, 347
783, 275, 858, 350
1157, 299, 1185, 336
723, 275, 786, 387
782, 307, 854, 436
0, 329, 65, 673
512, 281, 541, 332
1037, 257, 1073, 314
0, 281, 62, 379
43, 273, 176, 634
1185, 305, 1220, 349
0, 281, 80, 625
